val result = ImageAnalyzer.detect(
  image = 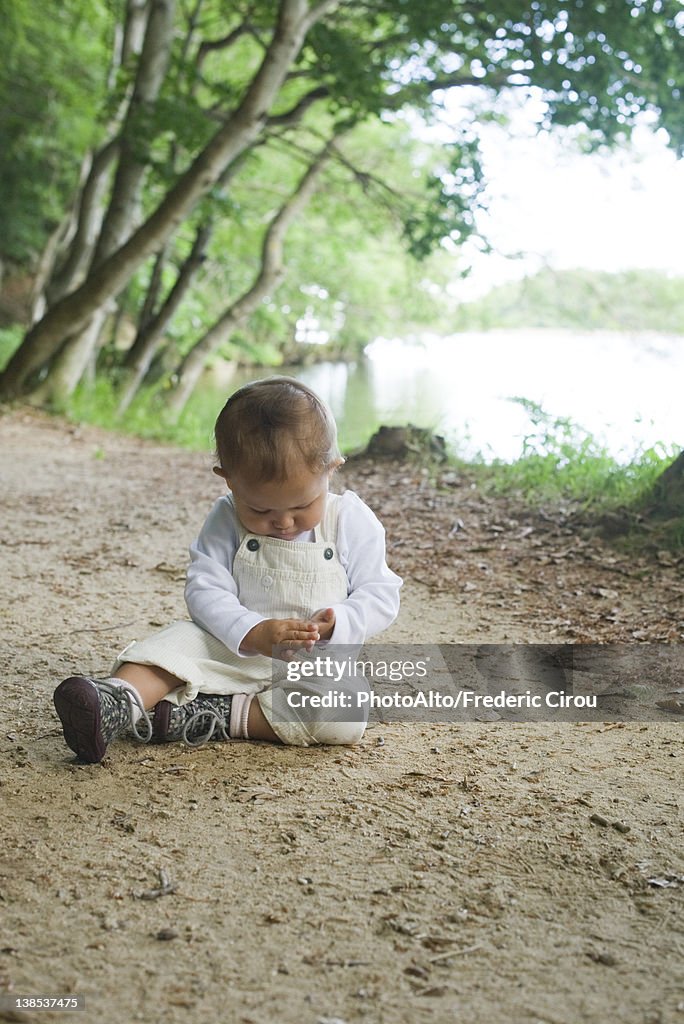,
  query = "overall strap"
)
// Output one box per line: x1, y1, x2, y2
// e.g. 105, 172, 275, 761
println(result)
227, 493, 248, 542
315, 492, 341, 544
